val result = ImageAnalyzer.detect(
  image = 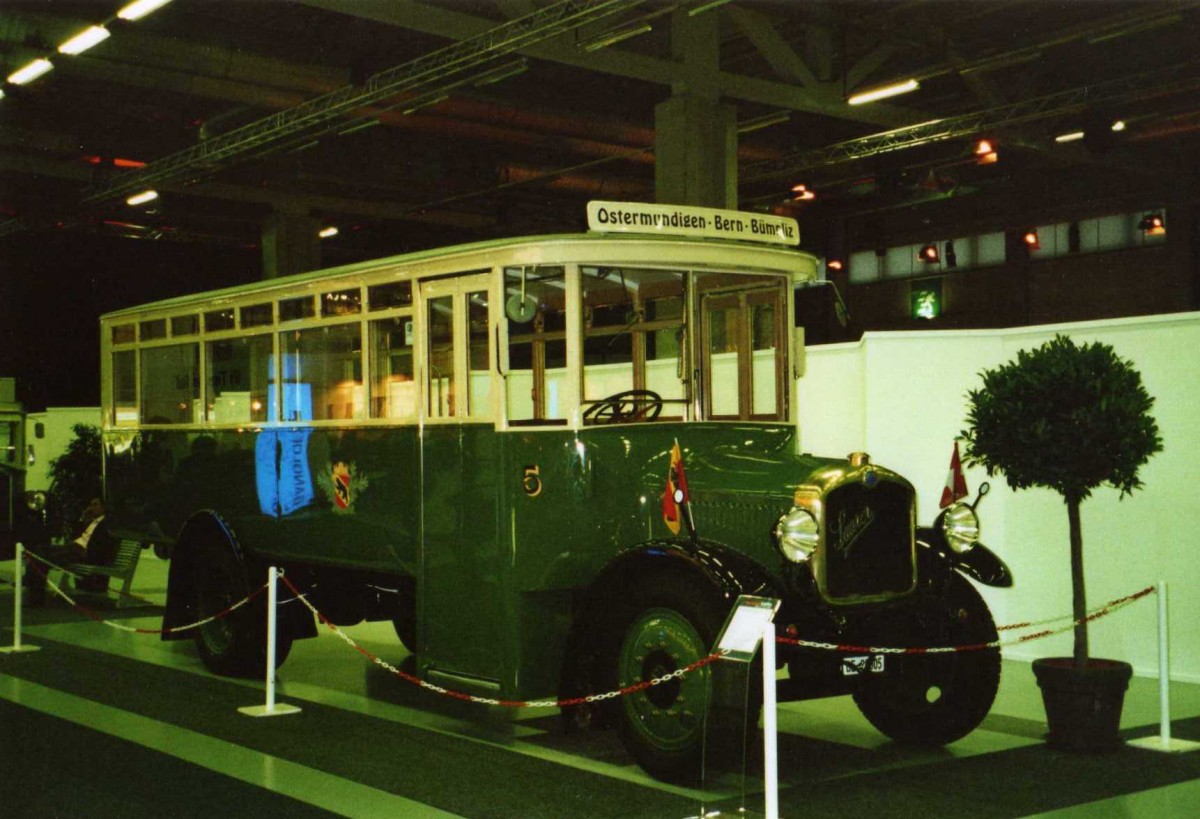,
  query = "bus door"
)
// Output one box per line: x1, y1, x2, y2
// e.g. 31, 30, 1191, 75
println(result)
417, 273, 504, 686
700, 284, 787, 420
